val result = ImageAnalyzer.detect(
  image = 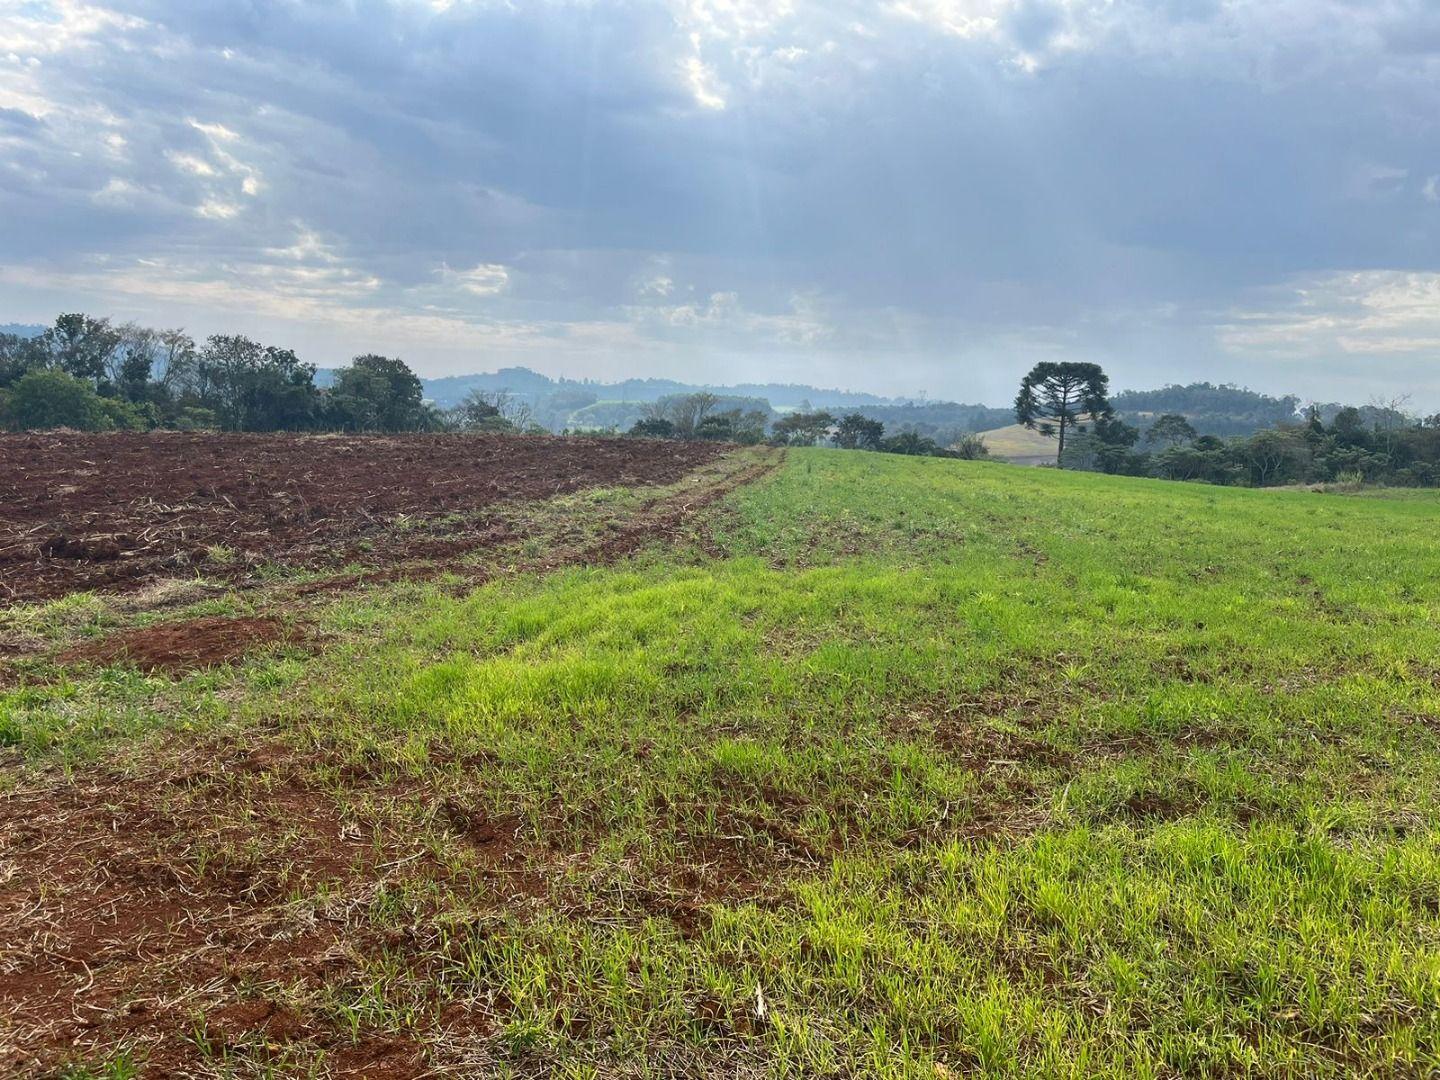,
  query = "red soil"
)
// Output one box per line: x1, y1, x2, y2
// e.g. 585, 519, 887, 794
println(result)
57, 615, 297, 674
0, 432, 725, 604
